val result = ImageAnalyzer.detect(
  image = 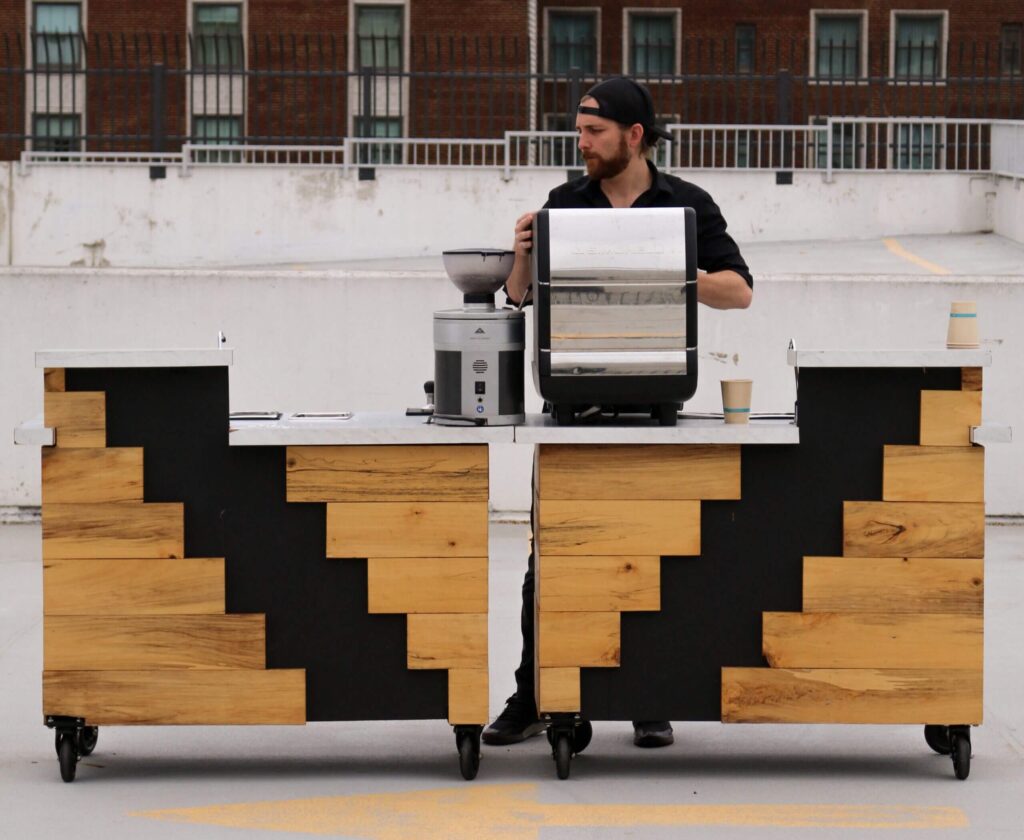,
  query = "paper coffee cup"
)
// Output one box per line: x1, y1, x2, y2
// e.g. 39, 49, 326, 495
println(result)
946, 301, 979, 349
721, 379, 752, 424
